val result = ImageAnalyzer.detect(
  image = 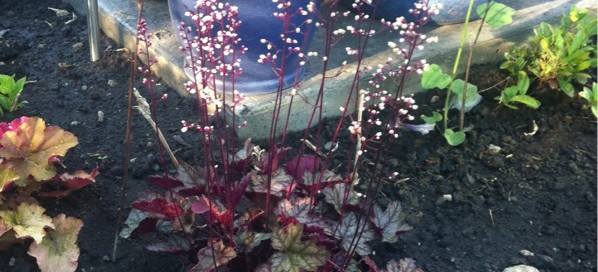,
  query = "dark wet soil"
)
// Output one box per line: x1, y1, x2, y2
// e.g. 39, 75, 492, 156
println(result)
0, 0, 595, 272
